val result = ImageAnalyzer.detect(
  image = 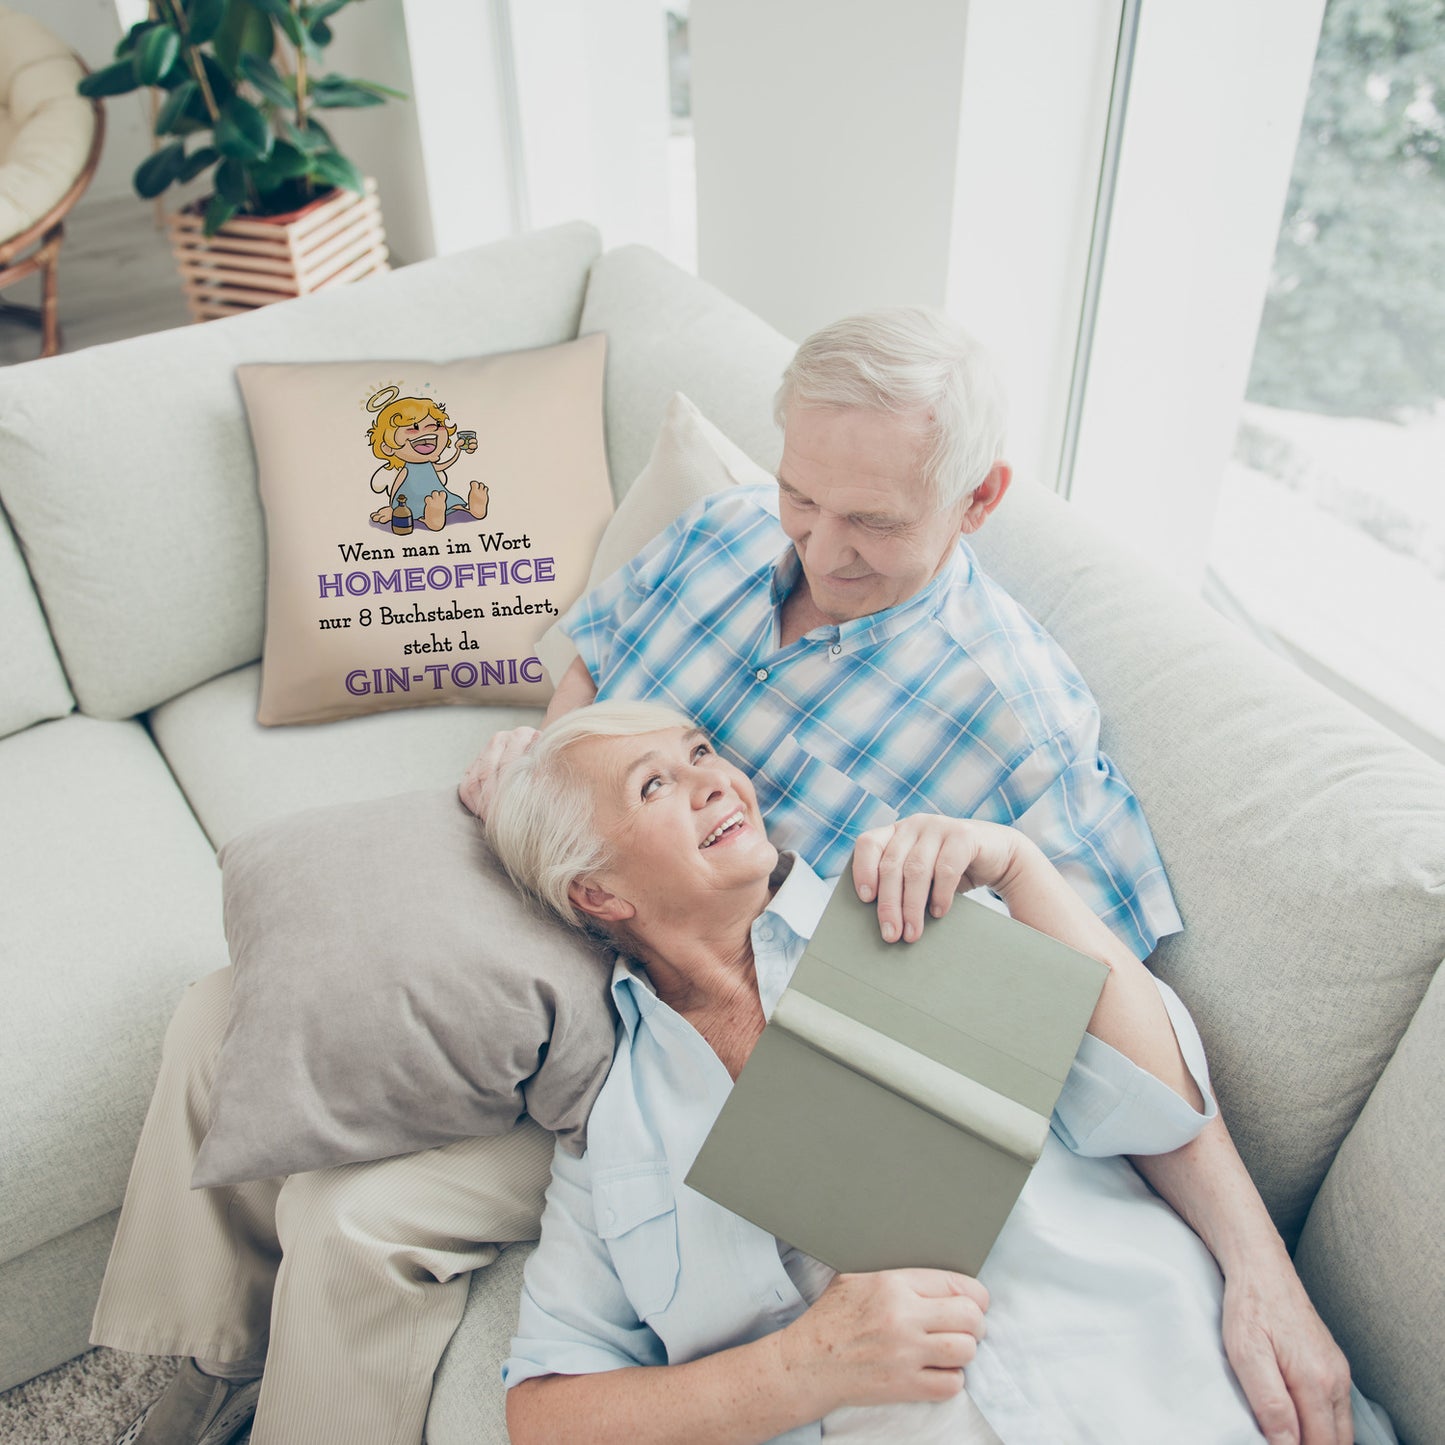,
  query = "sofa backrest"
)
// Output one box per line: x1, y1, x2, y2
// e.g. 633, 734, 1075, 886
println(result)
0, 503, 72, 738
0, 221, 602, 721
970, 478, 1445, 1244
